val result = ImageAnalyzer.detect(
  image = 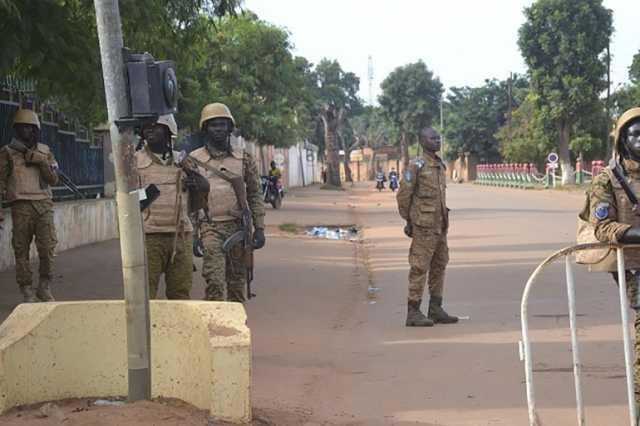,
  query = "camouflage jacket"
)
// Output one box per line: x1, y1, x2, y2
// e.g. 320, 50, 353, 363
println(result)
396, 152, 448, 233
